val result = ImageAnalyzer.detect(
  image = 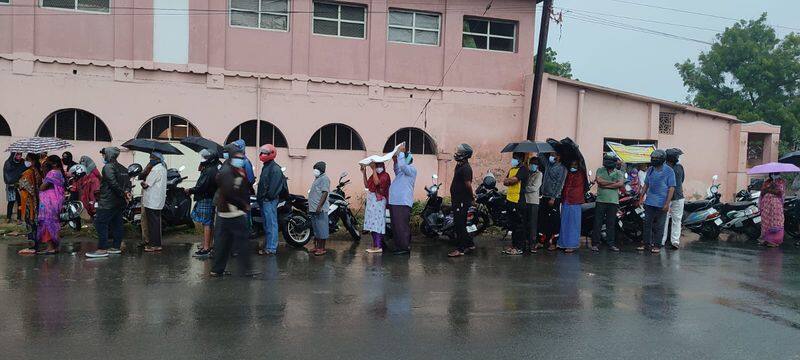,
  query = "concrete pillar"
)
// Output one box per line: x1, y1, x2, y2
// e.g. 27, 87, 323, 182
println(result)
12, 0, 35, 57
291, 0, 312, 76
647, 103, 660, 140
574, 89, 585, 143
368, 0, 387, 82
